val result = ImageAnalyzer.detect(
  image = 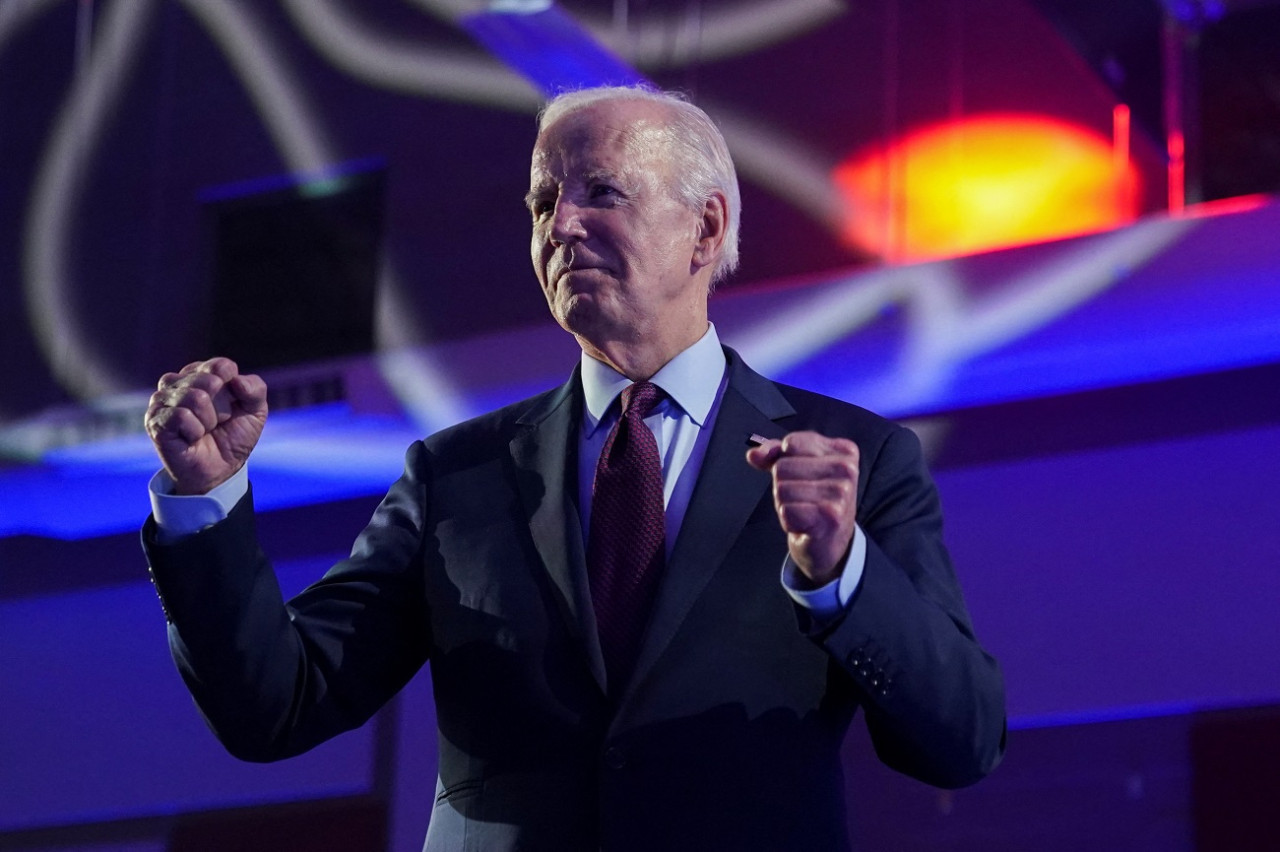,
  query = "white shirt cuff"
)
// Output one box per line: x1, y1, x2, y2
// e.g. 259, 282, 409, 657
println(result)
149, 464, 249, 542
780, 524, 867, 619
